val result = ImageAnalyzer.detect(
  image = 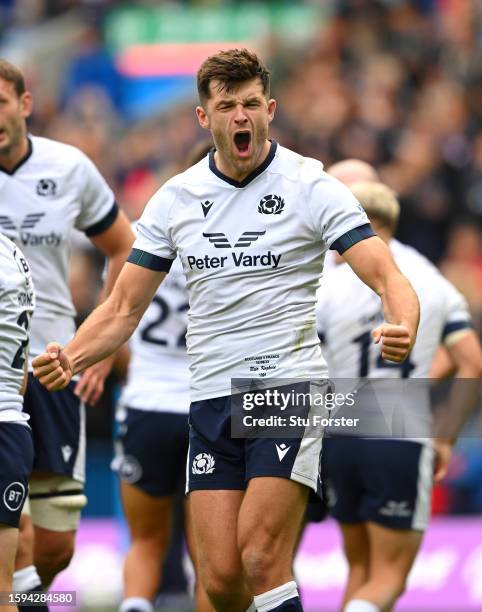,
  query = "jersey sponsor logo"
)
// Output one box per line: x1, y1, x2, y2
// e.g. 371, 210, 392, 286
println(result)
275, 443, 290, 462
202, 230, 266, 249
379, 500, 412, 517
119, 455, 143, 484
36, 179, 57, 196
3, 481, 26, 512
187, 229, 281, 270
258, 194, 285, 215
187, 251, 281, 270
192, 452, 215, 474
0, 213, 61, 247
201, 200, 214, 217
